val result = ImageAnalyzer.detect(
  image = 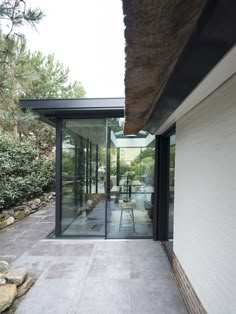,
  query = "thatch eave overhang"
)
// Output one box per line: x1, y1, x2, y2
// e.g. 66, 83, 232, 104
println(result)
122, 0, 208, 135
